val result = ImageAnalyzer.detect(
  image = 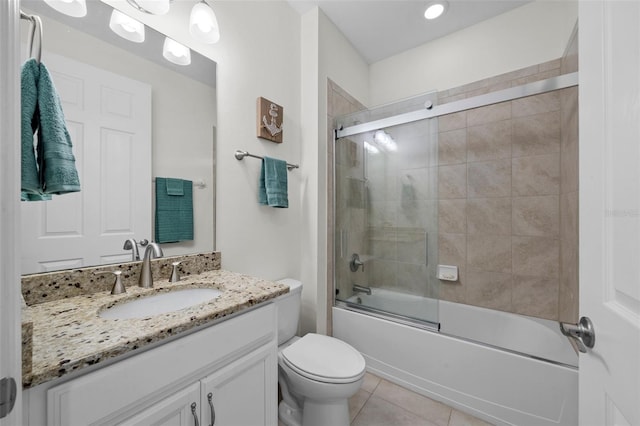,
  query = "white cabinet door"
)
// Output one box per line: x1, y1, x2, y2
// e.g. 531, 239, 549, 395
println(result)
579, 1, 640, 425
118, 383, 201, 426
200, 344, 278, 426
